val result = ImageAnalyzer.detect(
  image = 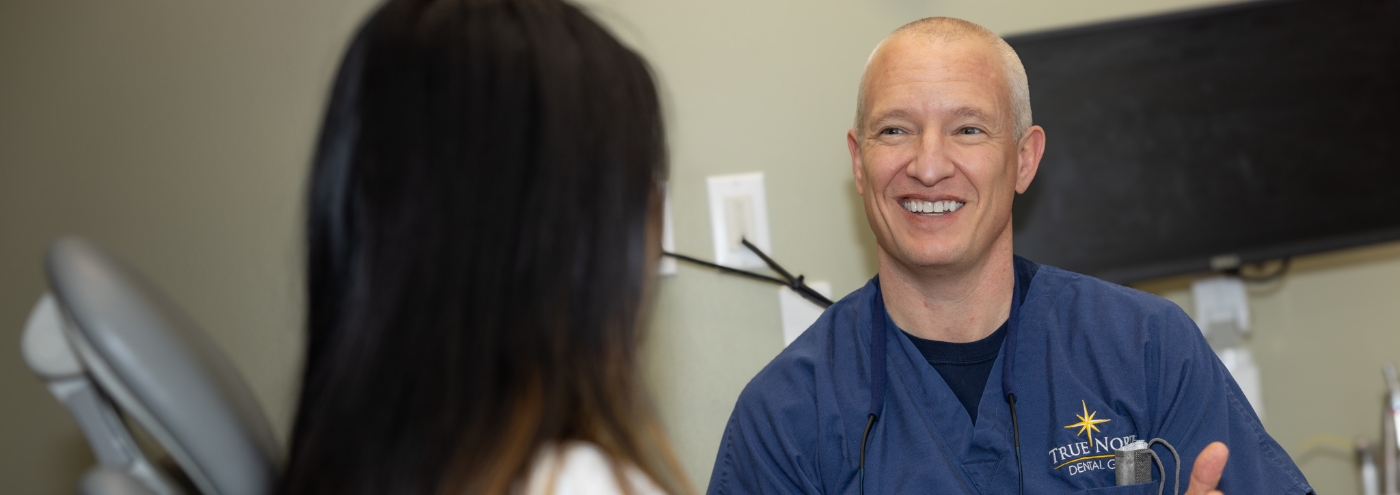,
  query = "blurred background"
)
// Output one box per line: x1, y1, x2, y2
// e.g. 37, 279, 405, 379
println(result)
2, 0, 1398, 493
